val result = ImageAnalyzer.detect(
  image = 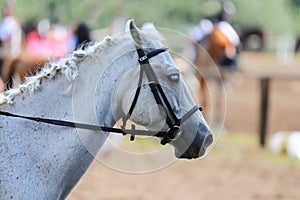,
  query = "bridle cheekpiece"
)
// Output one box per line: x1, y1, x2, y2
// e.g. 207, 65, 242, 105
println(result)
121, 45, 201, 145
